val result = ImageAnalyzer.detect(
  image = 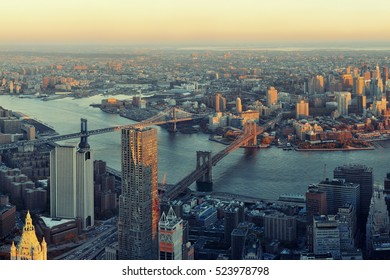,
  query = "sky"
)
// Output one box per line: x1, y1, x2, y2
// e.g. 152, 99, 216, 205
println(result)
1, 0, 390, 46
